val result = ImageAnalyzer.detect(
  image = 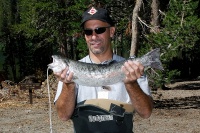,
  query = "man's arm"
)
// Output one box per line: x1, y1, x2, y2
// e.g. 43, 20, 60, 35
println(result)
55, 82, 76, 121
54, 68, 76, 121
122, 60, 153, 118
125, 82, 153, 118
